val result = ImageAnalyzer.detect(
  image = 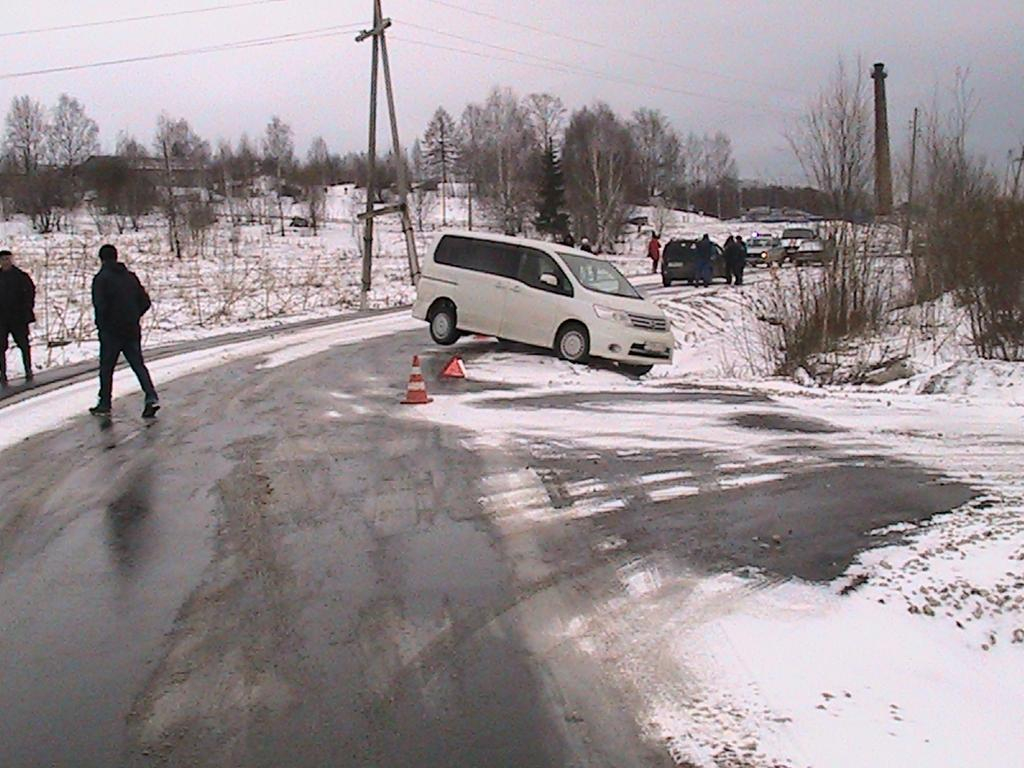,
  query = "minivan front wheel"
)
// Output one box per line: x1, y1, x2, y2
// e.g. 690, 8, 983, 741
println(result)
429, 302, 460, 346
555, 323, 590, 364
